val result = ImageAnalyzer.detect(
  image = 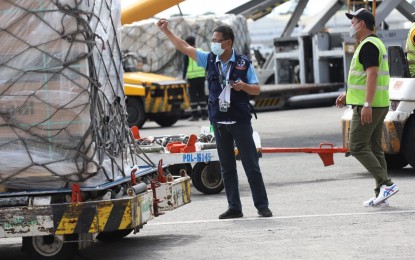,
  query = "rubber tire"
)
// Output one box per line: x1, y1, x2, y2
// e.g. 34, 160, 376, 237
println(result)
401, 115, 415, 168
126, 97, 146, 128
153, 115, 178, 127
96, 228, 134, 242
385, 153, 408, 170
22, 235, 77, 260
191, 162, 224, 195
